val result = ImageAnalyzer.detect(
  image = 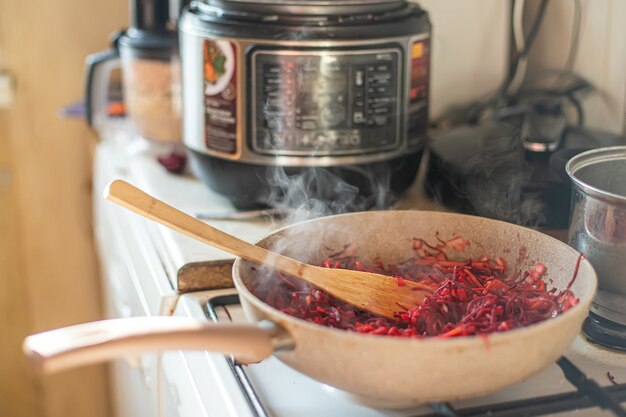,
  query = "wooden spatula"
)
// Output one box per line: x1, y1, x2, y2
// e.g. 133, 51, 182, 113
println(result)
105, 180, 432, 320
